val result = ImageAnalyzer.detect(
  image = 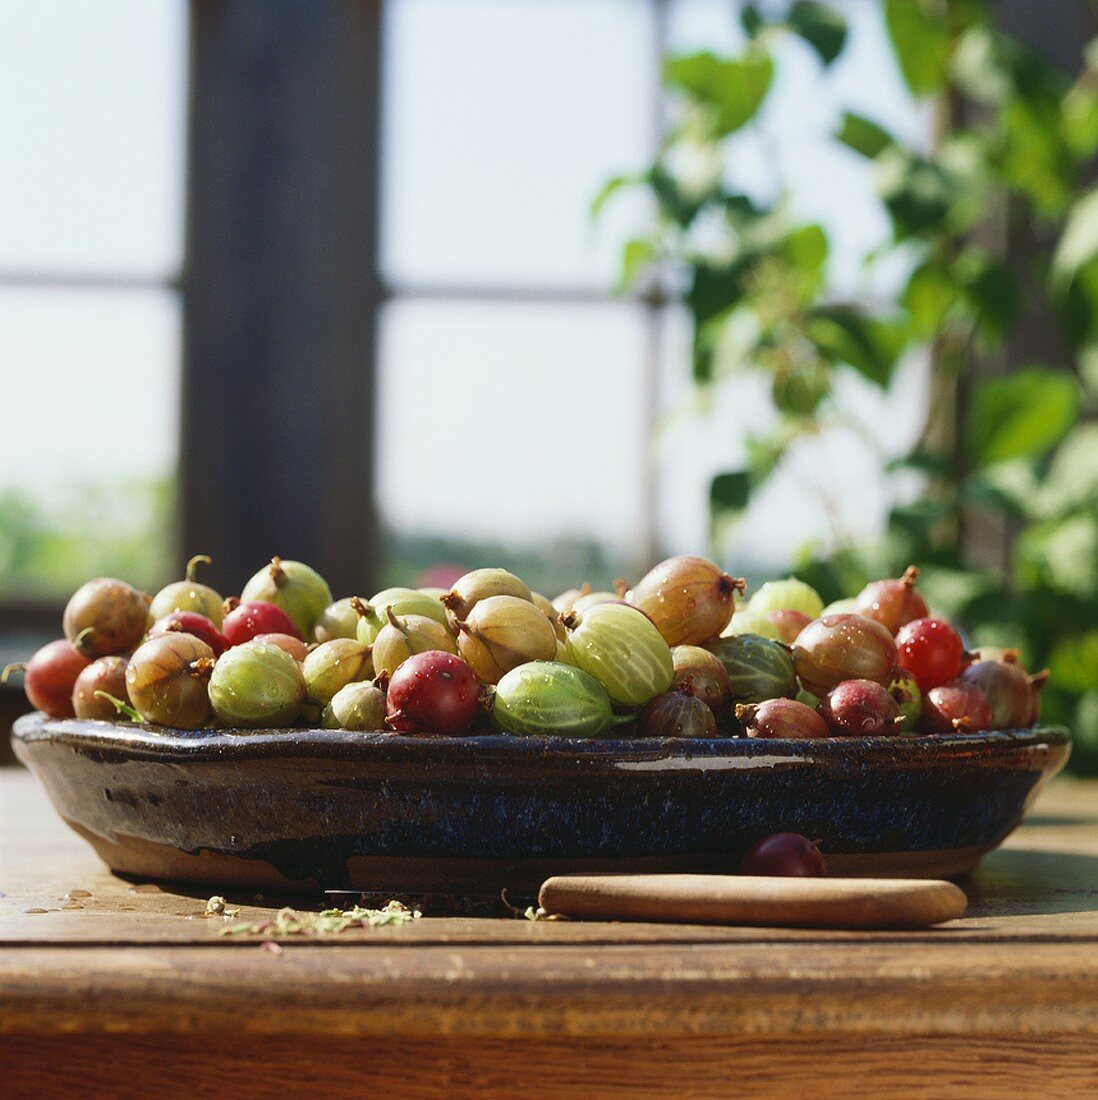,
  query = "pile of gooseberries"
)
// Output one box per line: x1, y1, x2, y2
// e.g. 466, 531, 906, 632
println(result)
4, 554, 1048, 741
